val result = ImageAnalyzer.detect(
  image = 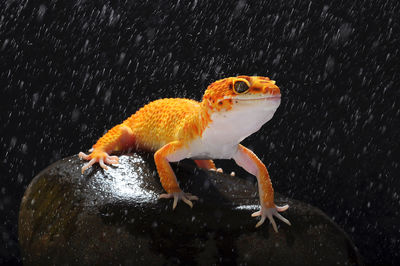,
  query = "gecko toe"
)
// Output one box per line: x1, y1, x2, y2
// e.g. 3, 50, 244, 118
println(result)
267, 212, 278, 232
173, 196, 178, 210
105, 157, 118, 165
255, 215, 266, 228
274, 212, 291, 226
159, 191, 198, 210
99, 158, 108, 170
182, 197, 193, 208
187, 194, 199, 201
79, 152, 90, 160
81, 158, 96, 173
276, 204, 289, 212
159, 193, 173, 199
109, 155, 119, 162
